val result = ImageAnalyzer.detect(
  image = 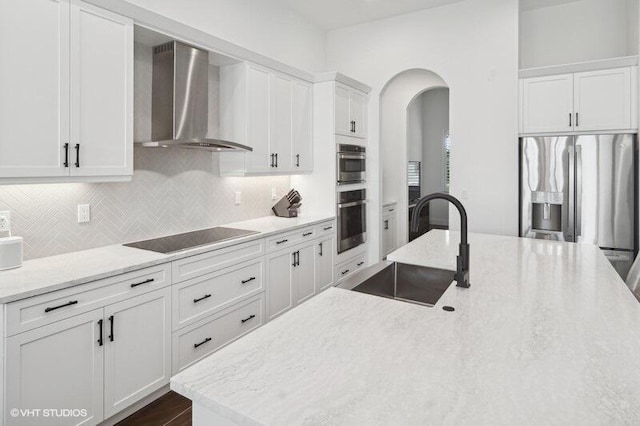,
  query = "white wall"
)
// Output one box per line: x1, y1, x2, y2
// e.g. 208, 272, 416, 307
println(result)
519, 0, 639, 69
407, 97, 423, 163
327, 0, 519, 260
421, 88, 450, 226
125, 0, 326, 73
